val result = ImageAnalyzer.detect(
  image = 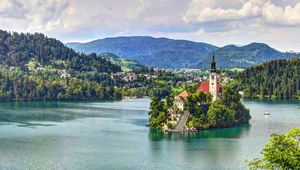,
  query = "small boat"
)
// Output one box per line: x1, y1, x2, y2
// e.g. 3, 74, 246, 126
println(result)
264, 112, 270, 115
